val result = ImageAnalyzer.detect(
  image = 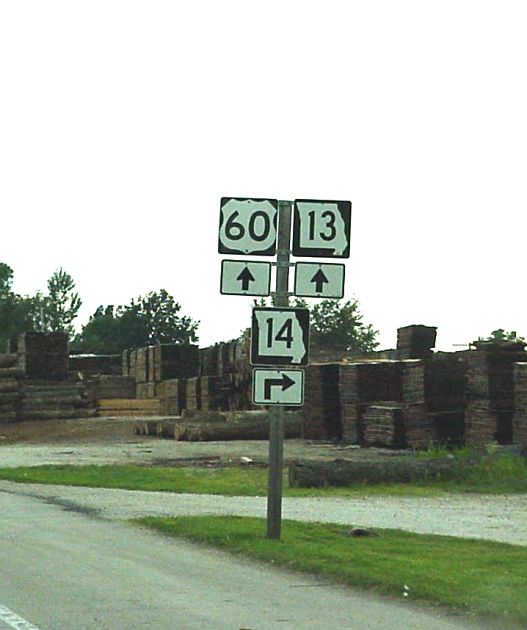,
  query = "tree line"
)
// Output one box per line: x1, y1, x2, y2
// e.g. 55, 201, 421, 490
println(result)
1, 260, 382, 355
